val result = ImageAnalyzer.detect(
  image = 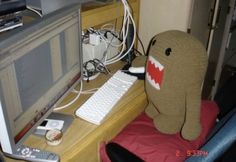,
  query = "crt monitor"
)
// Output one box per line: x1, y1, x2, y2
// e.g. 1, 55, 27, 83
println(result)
0, 3, 82, 157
